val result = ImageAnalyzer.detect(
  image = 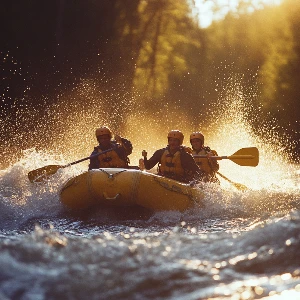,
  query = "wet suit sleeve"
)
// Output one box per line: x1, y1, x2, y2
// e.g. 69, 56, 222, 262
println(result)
182, 152, 205, 182
88, 148, 100, 170
144, 149, 164, 170
120, 137, 133, 156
